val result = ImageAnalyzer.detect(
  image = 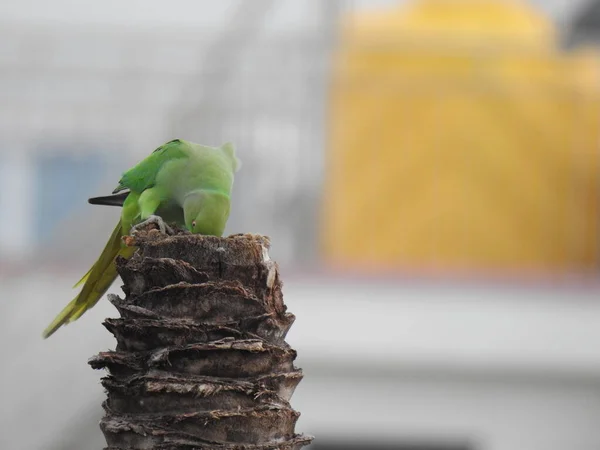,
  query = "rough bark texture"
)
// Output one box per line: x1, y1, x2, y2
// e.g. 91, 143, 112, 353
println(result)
89, 228, 313, 450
